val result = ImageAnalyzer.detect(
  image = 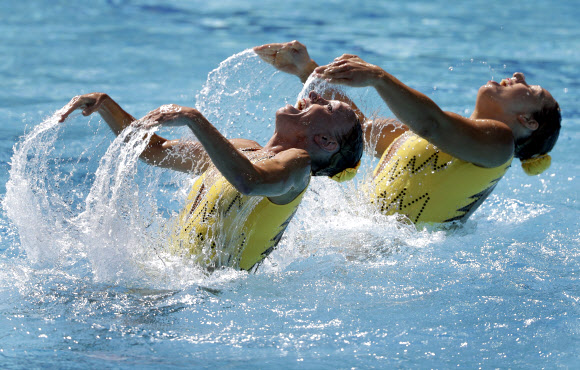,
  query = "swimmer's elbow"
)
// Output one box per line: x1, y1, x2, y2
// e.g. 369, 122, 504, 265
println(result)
236, 178, 279, 197
484, 129, 515, 167
481, 143, 514, 168
229, 174, 261, 196
233, 156, 309, 197
138, 146, 167, 168
234, 181, 255, 196
470, 139, 514, 168
139, 148, 161, 166
232, 172, 293, 198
